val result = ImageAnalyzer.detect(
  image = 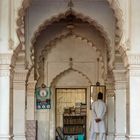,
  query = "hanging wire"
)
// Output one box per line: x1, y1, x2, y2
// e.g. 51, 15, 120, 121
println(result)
42, 57, 45, 84
96, 58, 100, 86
